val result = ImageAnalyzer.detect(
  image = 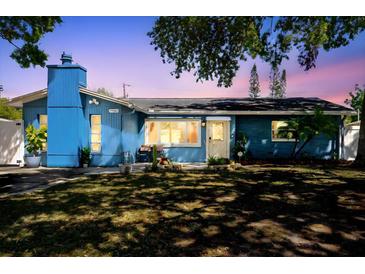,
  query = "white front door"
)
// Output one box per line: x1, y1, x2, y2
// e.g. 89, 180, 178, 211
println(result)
206, 120, 230, 159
